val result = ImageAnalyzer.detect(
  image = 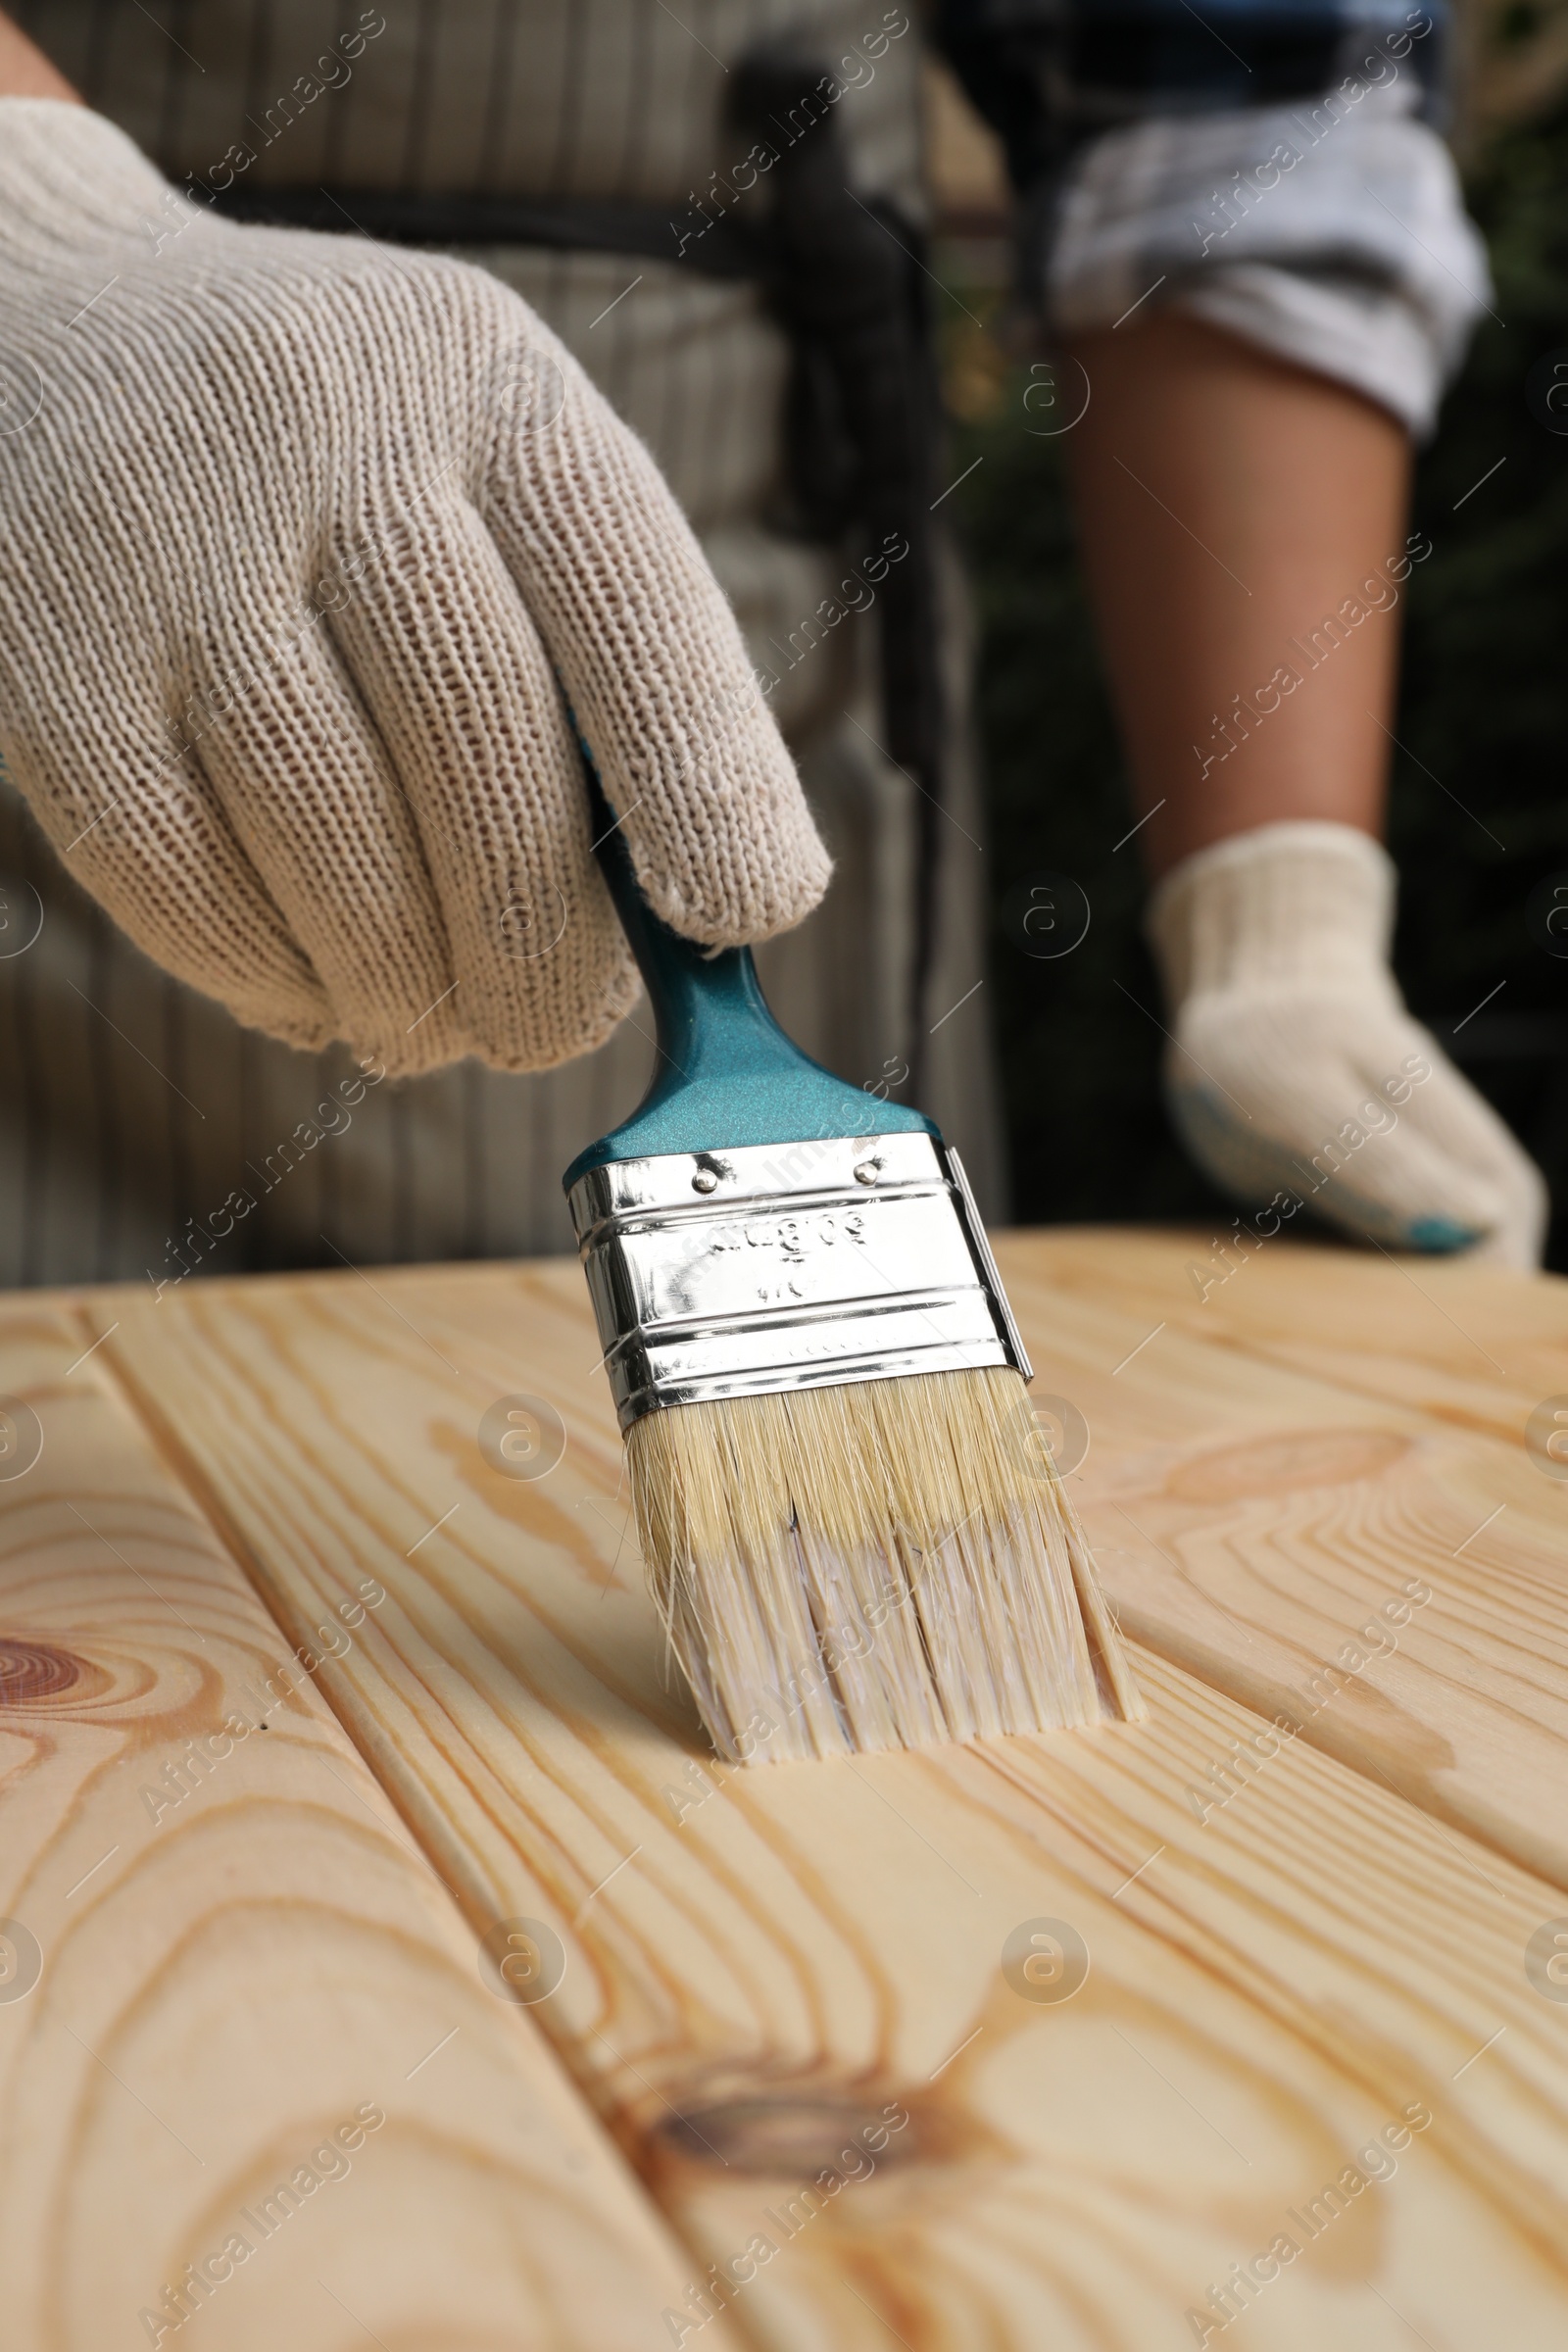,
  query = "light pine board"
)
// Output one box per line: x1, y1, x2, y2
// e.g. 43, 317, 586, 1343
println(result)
991, 1234, 1568, 1888
88, 1246, 1568, 2352
0, 1303, 743, 2352
1025, 1226, 1568, 1445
